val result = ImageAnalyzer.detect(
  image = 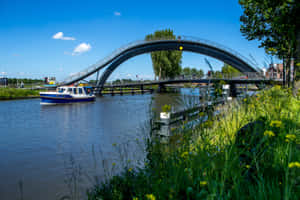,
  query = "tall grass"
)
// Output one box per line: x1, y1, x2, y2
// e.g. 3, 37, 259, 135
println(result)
0, 88, 40, 100
87, 86, 300, 200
